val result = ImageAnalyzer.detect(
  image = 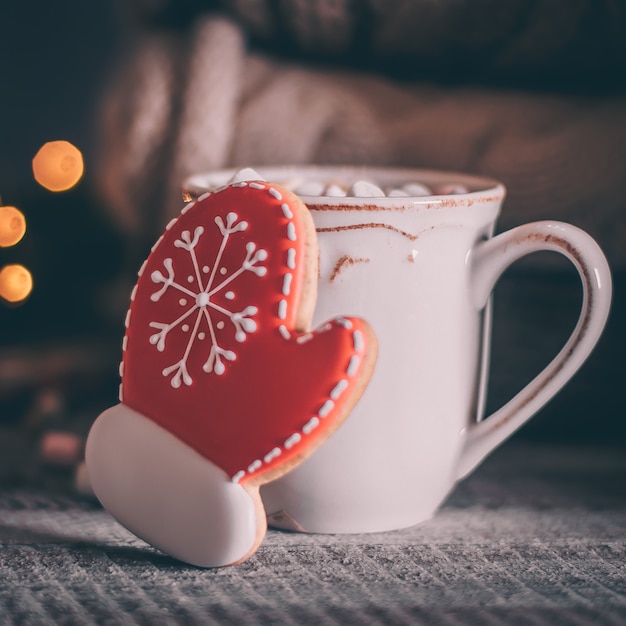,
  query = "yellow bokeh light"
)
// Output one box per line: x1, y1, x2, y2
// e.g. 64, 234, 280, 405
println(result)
0, 264, 33, 303
0, 205, 27, 247
32, 140, 84, 192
